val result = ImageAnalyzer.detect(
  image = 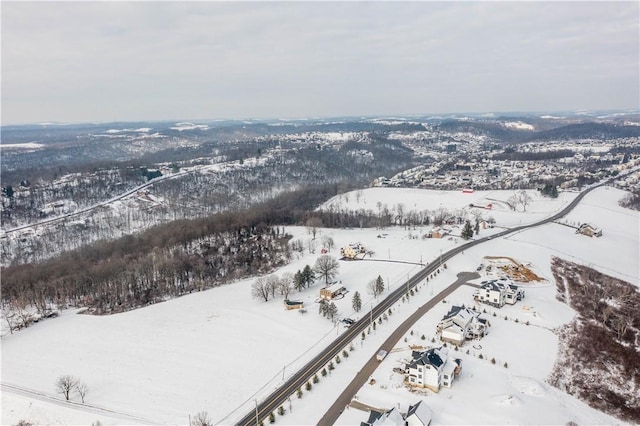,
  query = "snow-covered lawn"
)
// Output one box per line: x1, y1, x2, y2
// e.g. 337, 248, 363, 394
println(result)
2, 187, 637, 425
